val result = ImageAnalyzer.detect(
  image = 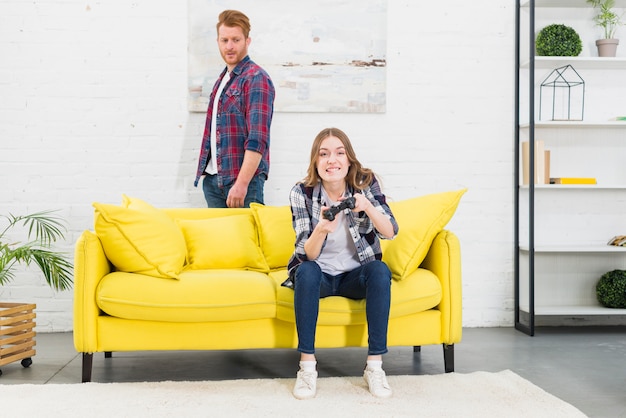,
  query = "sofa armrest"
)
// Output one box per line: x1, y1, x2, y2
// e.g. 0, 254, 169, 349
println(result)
420, 230, 462, 344
73, 230, 111, 353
